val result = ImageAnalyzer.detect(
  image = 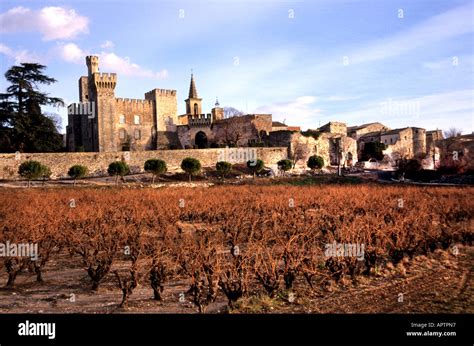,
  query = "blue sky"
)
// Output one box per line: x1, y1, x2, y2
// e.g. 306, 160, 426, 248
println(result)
1, 0, 473, 133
